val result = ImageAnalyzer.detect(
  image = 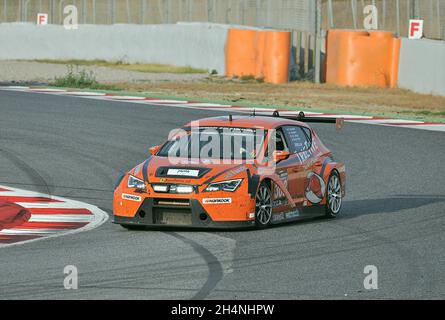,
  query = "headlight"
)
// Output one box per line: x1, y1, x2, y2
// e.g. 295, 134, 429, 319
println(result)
204, 179, 242, 192
127, 175, 146, 189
